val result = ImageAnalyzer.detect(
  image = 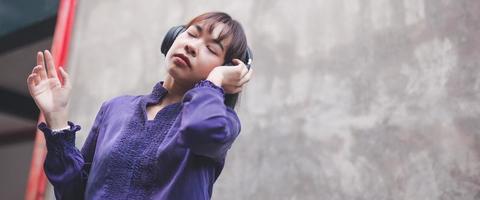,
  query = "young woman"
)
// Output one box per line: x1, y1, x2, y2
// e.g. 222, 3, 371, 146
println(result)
26, 12, 253, 199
